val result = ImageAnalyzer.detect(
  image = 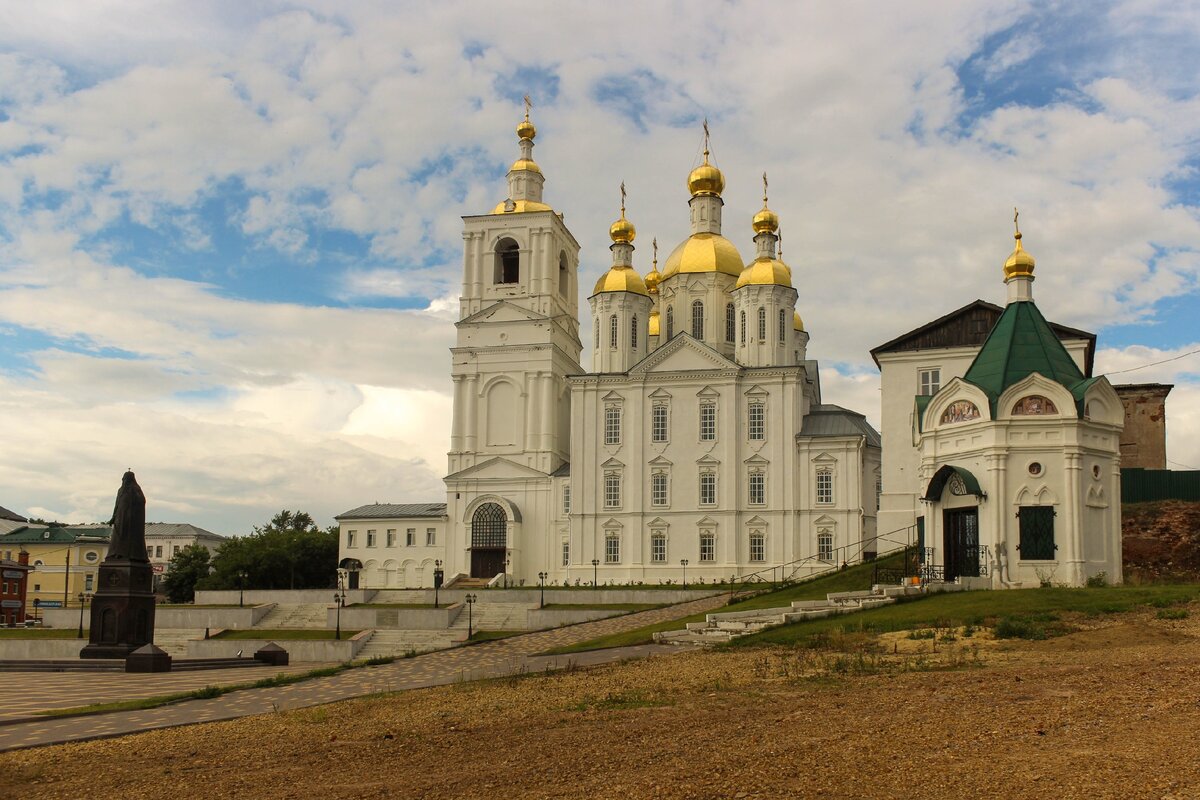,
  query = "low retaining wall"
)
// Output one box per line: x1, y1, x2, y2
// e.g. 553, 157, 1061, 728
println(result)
432, 588, 719, 605
0, 638, 87, 660
186, 630, 370, 662
195, 589, 377, 605
329, 605, 462, 630
41, 605, 273, 630
525, 607, 625, 629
